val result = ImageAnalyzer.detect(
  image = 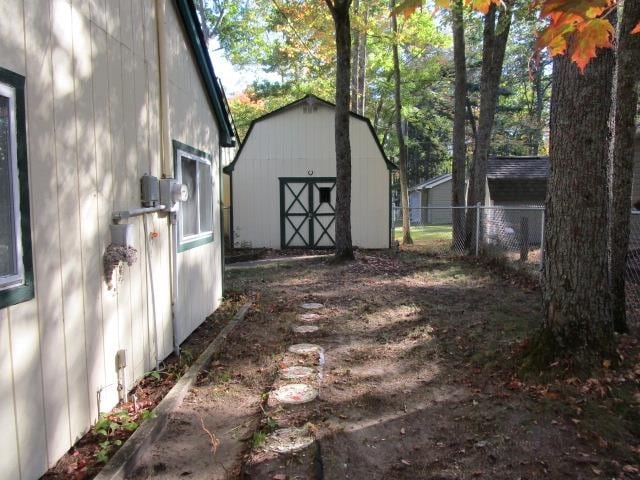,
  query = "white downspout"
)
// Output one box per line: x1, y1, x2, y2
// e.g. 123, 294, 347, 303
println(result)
156, 0, 180, 358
